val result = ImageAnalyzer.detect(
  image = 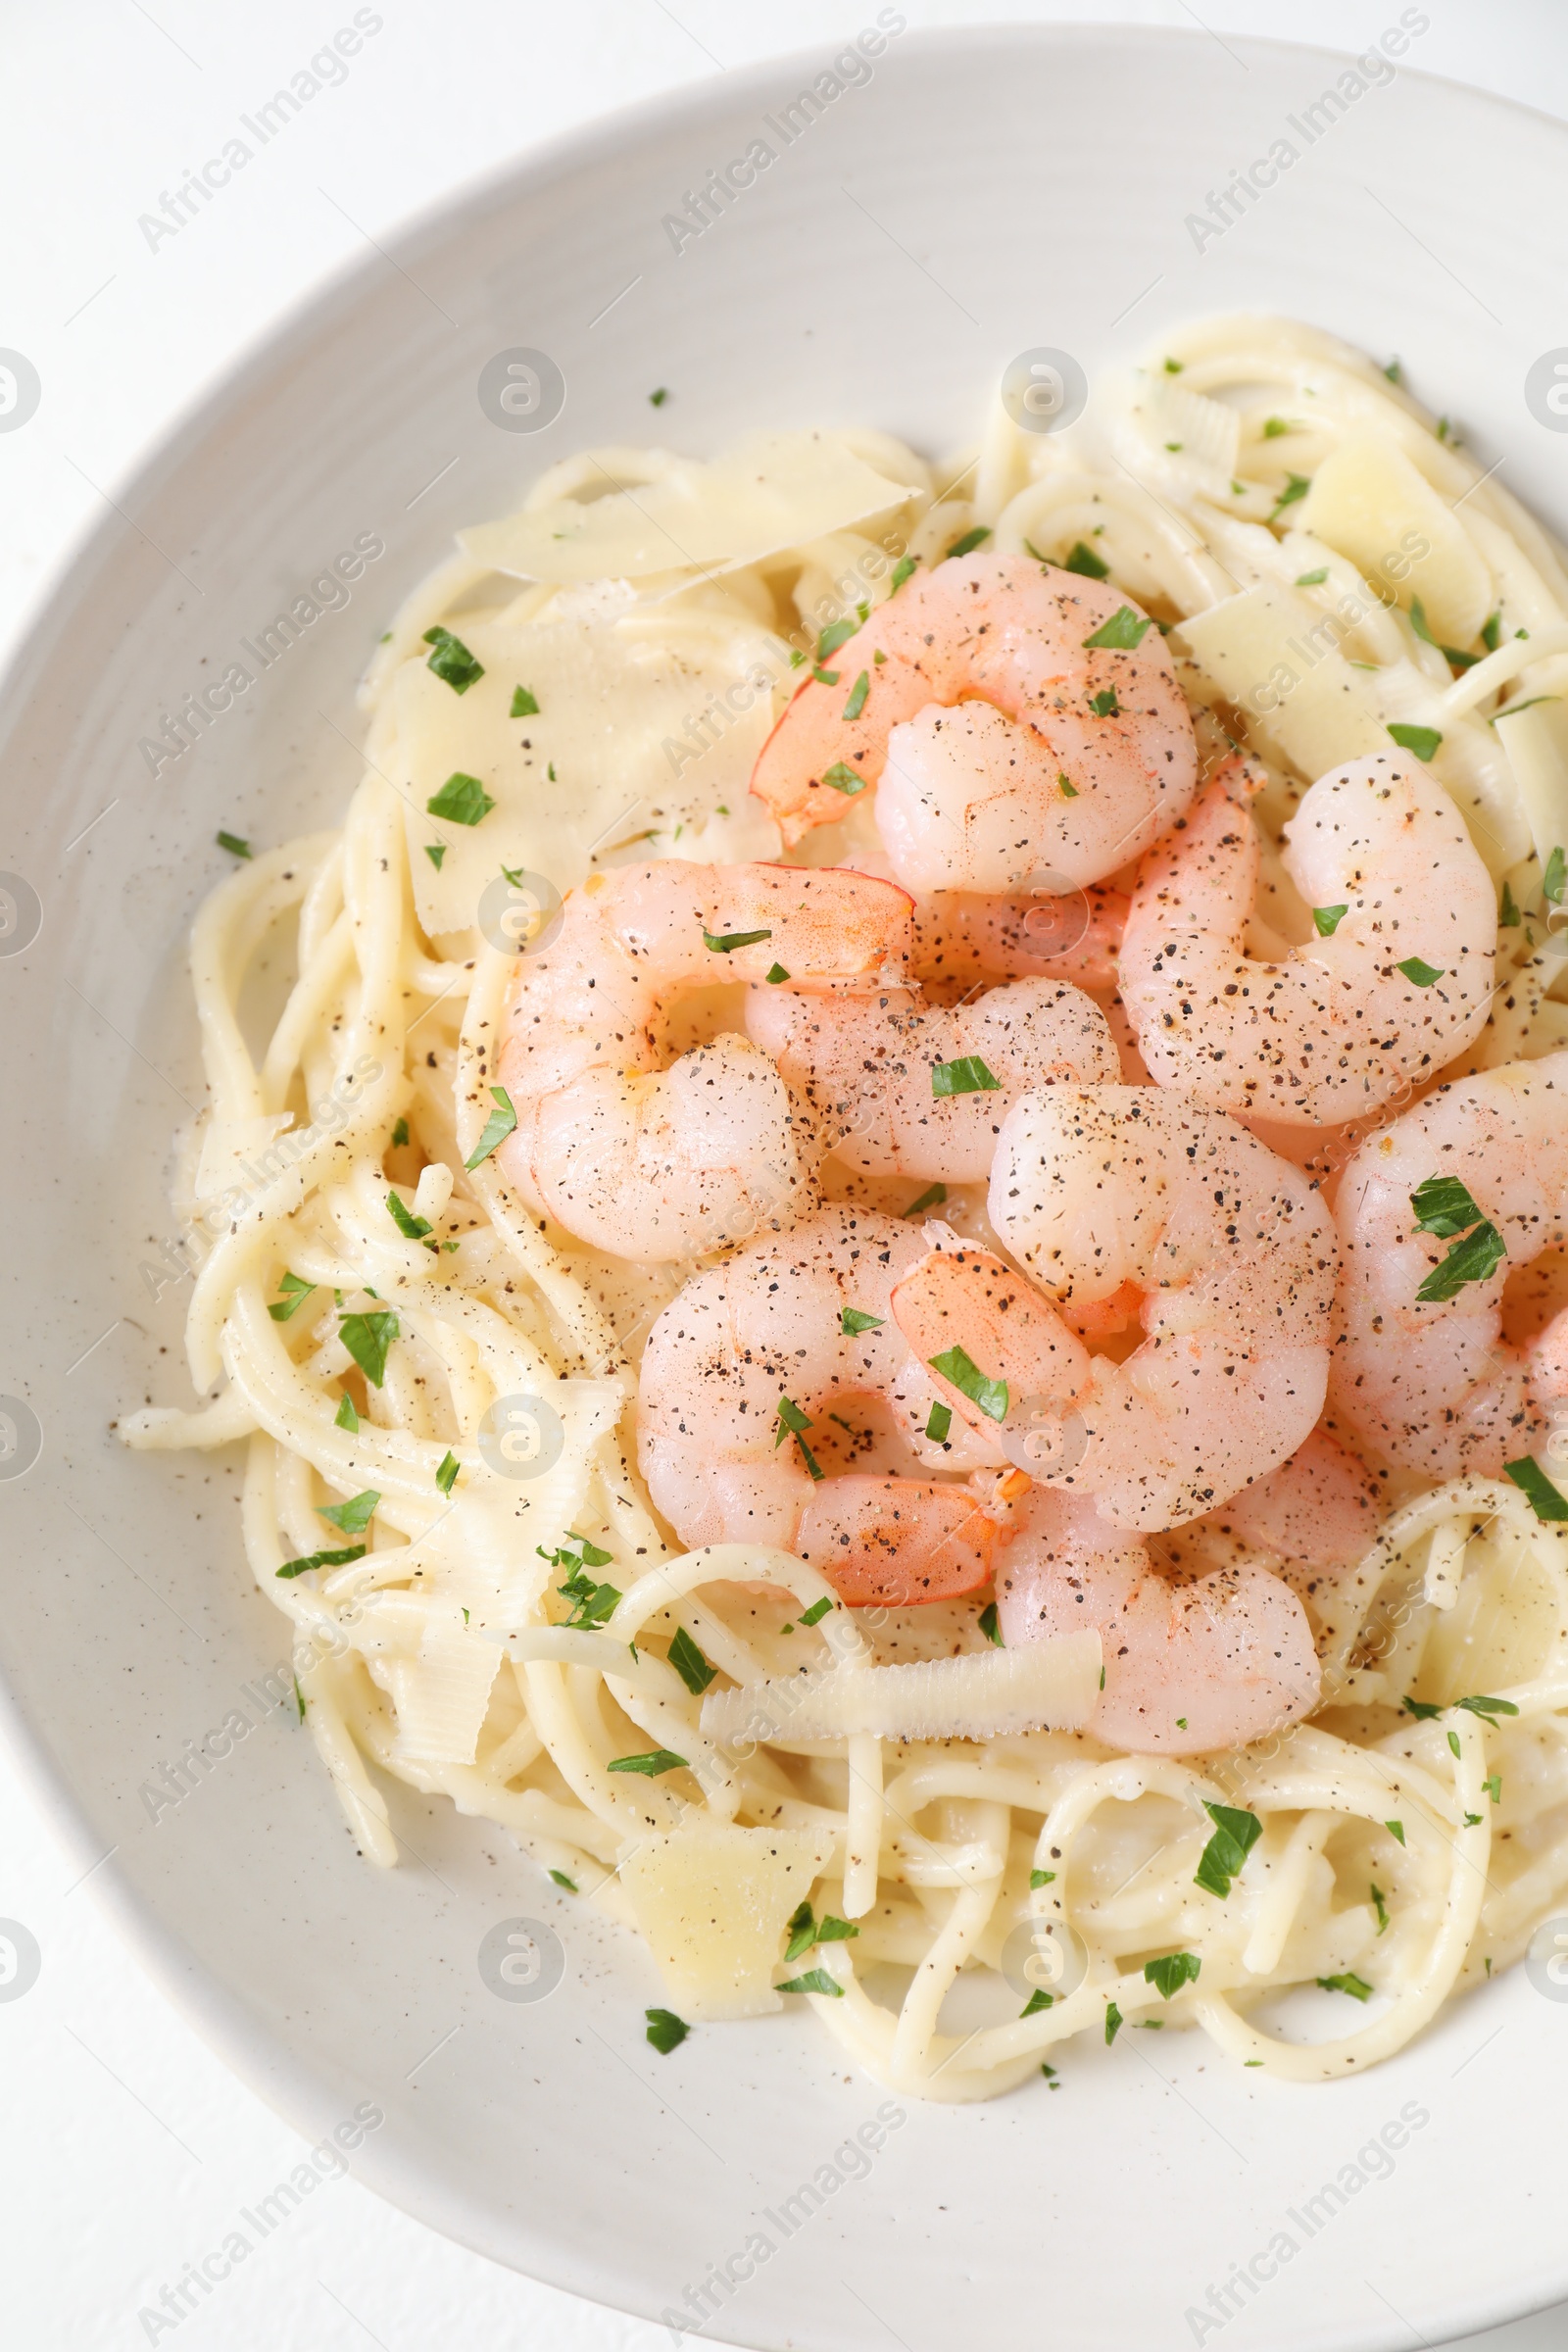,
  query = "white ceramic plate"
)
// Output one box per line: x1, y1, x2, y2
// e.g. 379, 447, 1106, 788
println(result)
5, 27, 1568, 2351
